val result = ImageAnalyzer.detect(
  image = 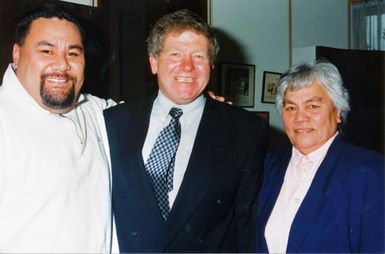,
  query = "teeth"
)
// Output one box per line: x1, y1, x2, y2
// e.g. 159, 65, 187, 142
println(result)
47, 78, 66, 83
176, 77, 193, 83
296, 129, 310, 133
